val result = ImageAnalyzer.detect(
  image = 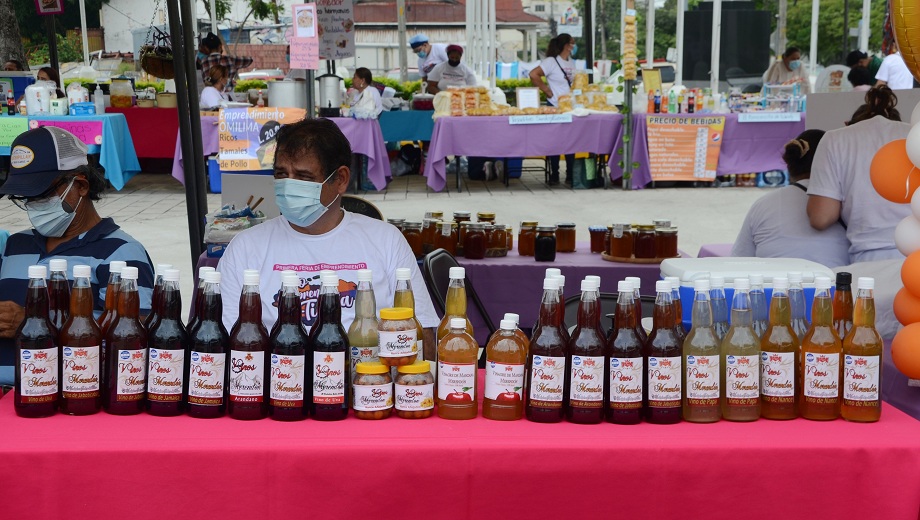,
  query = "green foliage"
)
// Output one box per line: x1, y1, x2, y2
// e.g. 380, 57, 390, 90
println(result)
63, 78, 97, 90
26, 33, 83, 66
136, 81, 166, 93
234, 79, 268, 92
